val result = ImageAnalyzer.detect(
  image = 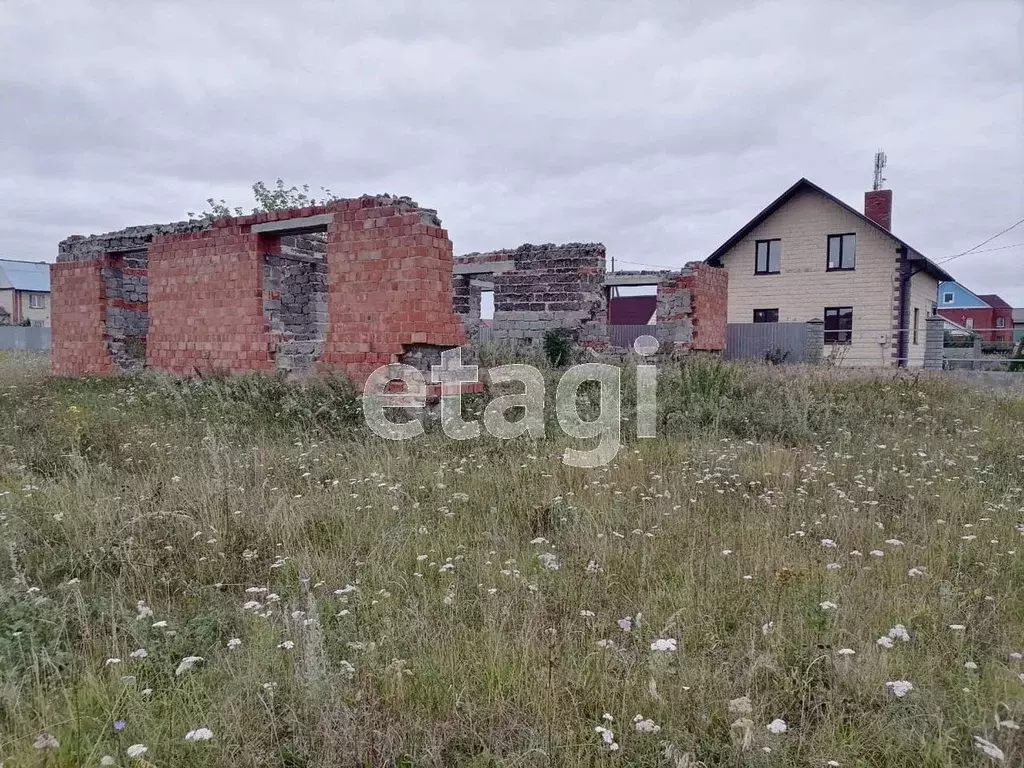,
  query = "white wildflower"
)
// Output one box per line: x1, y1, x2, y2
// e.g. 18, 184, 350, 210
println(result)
184, 727, 214, 742
33, 733, 59, 750
650, 638, 677, 652
632, 714, 661, 733
277, 640, 295, 650
819, 601, 838, 611
175, 656, 204, 676
538, 552, 560, 571
126, 744, 149, 759
886, 680, 914, 697
908, 567, 925, 577
227, 638, 242, 650
766, 718, 788, 734
728, 696, 752, 716
129, 648, 148, 660
973, 735, 1005, 761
